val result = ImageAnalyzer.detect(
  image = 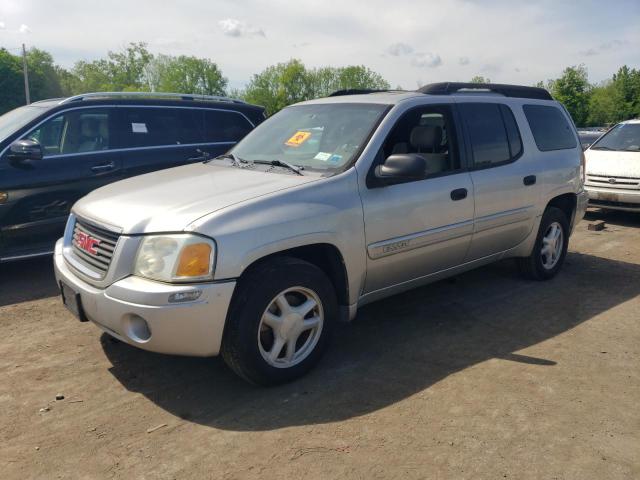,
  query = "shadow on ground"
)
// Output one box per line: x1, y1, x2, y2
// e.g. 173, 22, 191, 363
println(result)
0, 256, 58, 307
102, 251, 640, 431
